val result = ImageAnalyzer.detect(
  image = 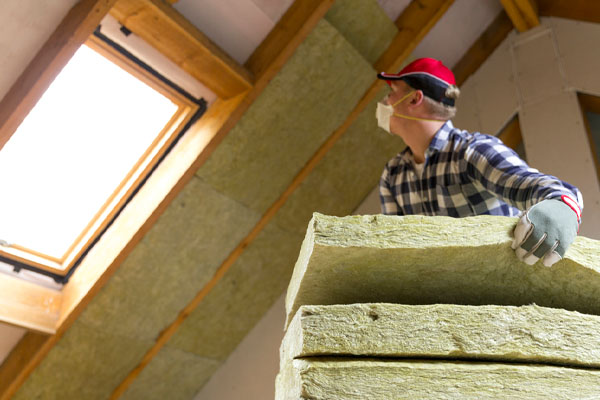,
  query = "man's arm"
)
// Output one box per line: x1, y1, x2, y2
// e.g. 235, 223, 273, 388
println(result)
379, 165, 402, 215
463, 135, 583, 211
463, 134, 582, 266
